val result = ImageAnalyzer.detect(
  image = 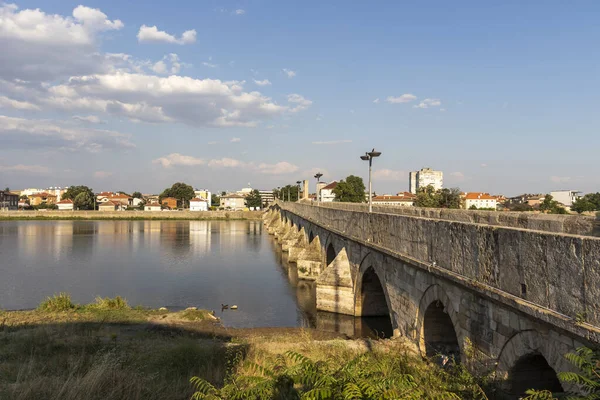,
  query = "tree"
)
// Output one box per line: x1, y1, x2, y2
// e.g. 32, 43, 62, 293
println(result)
132, 191, 143, 199
4, 187, 9, 192
159, 182, 195, 208
275, 185, 300, 202
436, 188, 462, 209
61, 186, 95, 210
414, 185, 439, 208
539, 194, 567, 214
333, 175, 366, 203
74, 191, 94, 210
469, 204, 478, 210
211, 194, 220, 207
245, 190, 262, 209
571, 192, 600, 214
